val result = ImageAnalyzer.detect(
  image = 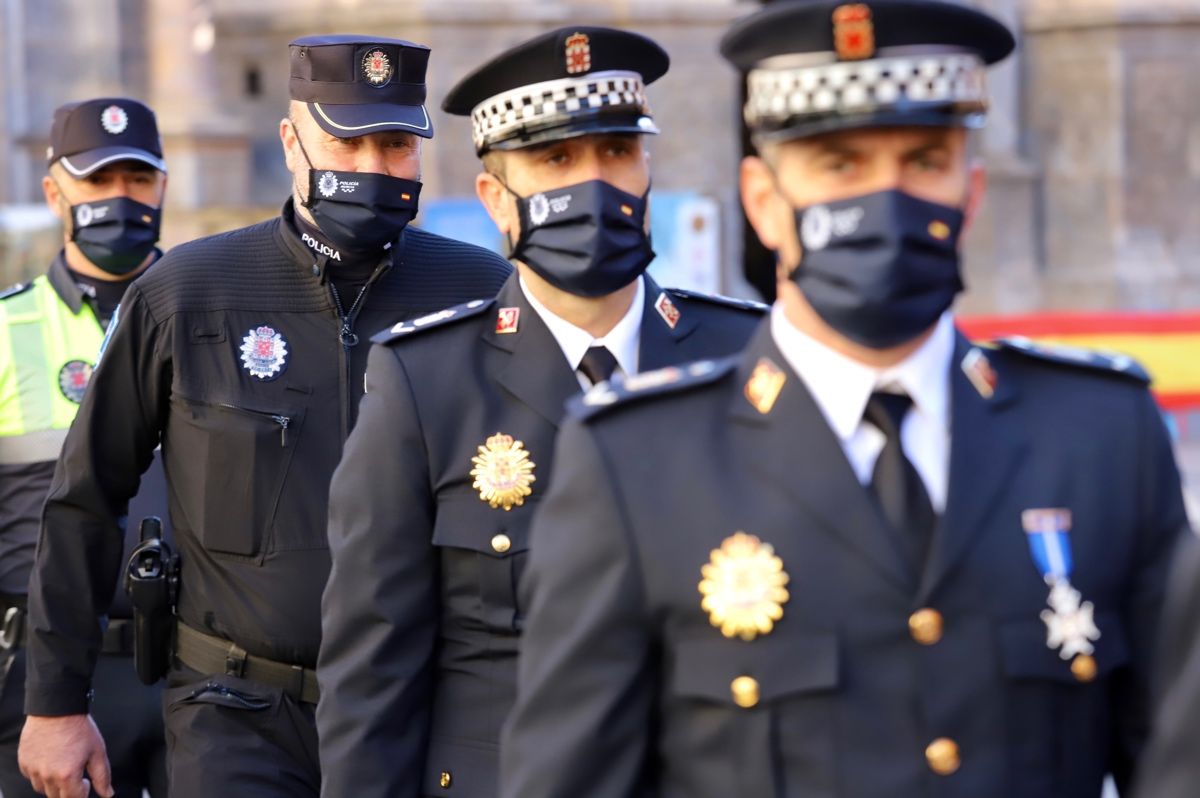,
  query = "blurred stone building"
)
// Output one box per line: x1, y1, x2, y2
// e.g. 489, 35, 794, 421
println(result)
1, 0, 1199, 312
